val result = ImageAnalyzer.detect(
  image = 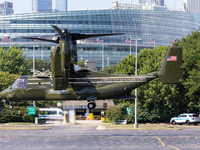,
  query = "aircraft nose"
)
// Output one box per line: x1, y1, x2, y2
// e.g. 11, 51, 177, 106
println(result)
0, 89, 14, 99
